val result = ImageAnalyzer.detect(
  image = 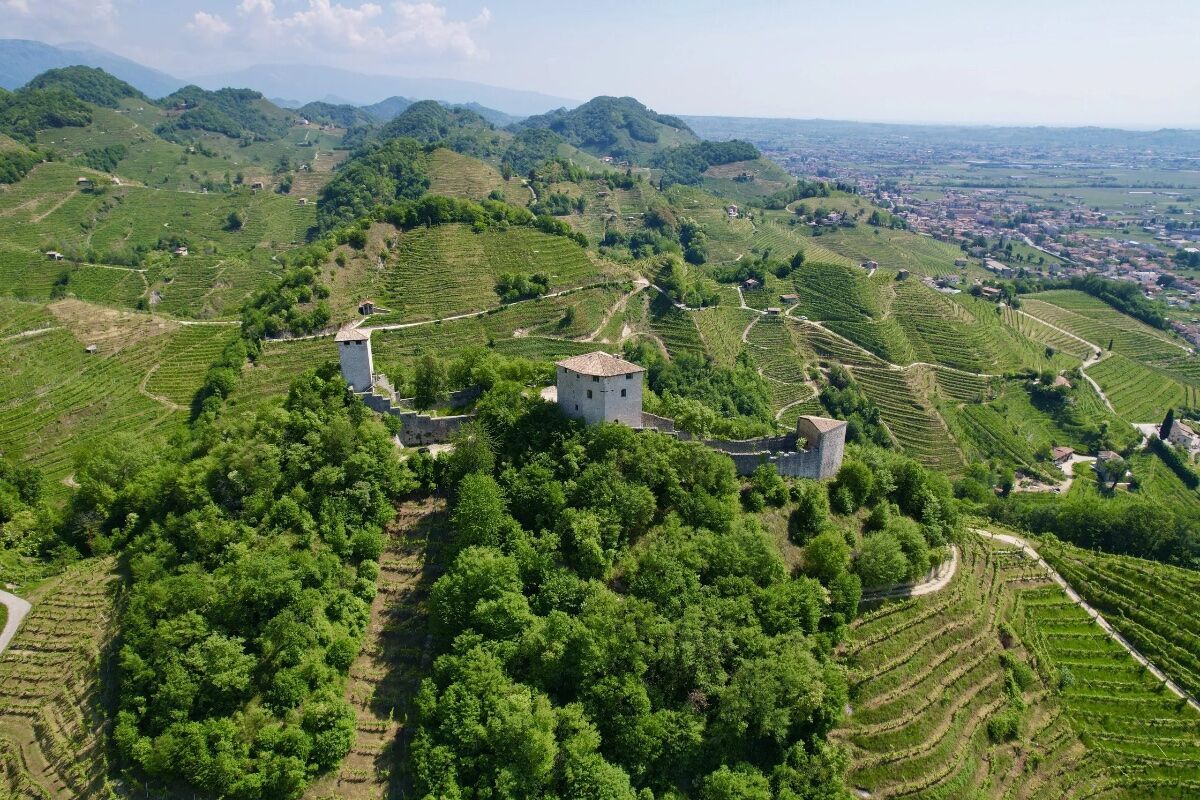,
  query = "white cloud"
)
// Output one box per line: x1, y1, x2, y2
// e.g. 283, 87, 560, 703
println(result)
233, 0, 489, 59
187, 11, 232, 42
4, 0, 118, 32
